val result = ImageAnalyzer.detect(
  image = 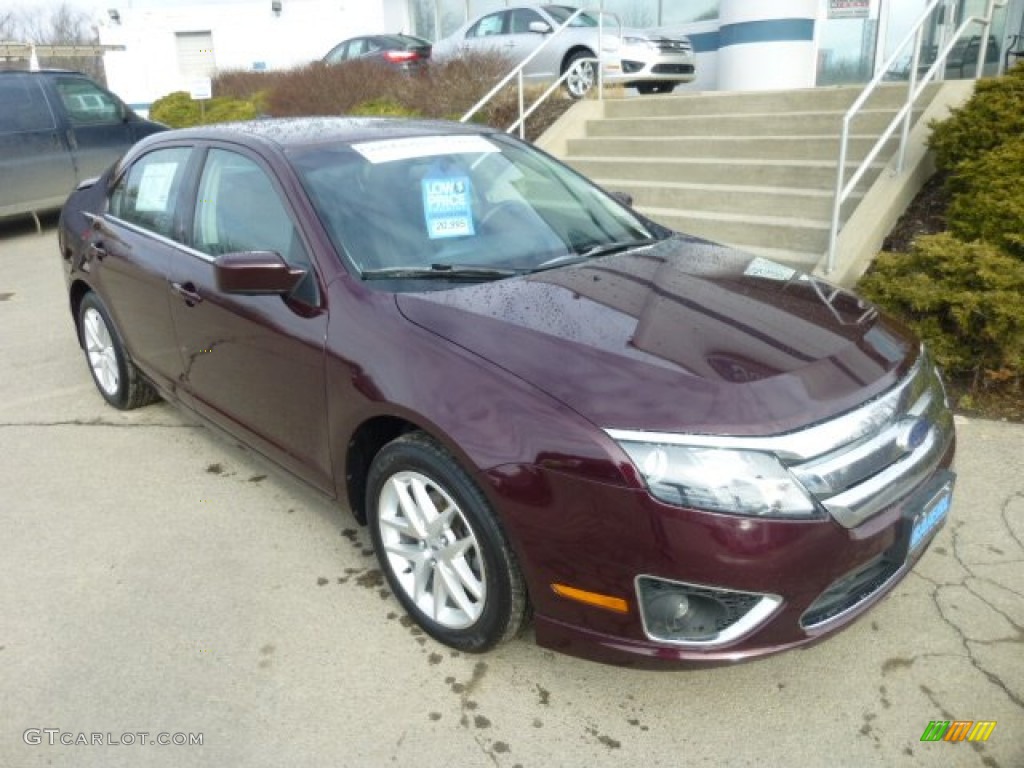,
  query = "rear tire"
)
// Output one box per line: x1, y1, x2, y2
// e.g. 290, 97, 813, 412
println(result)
78, 292, 159, 410
367, 432, 528, 652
